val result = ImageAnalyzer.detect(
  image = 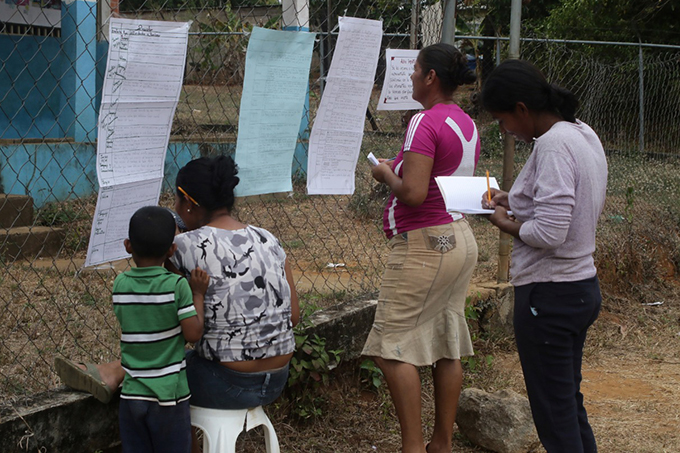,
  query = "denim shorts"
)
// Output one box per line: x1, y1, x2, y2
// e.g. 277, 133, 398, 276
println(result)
185, 349, 289, 409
